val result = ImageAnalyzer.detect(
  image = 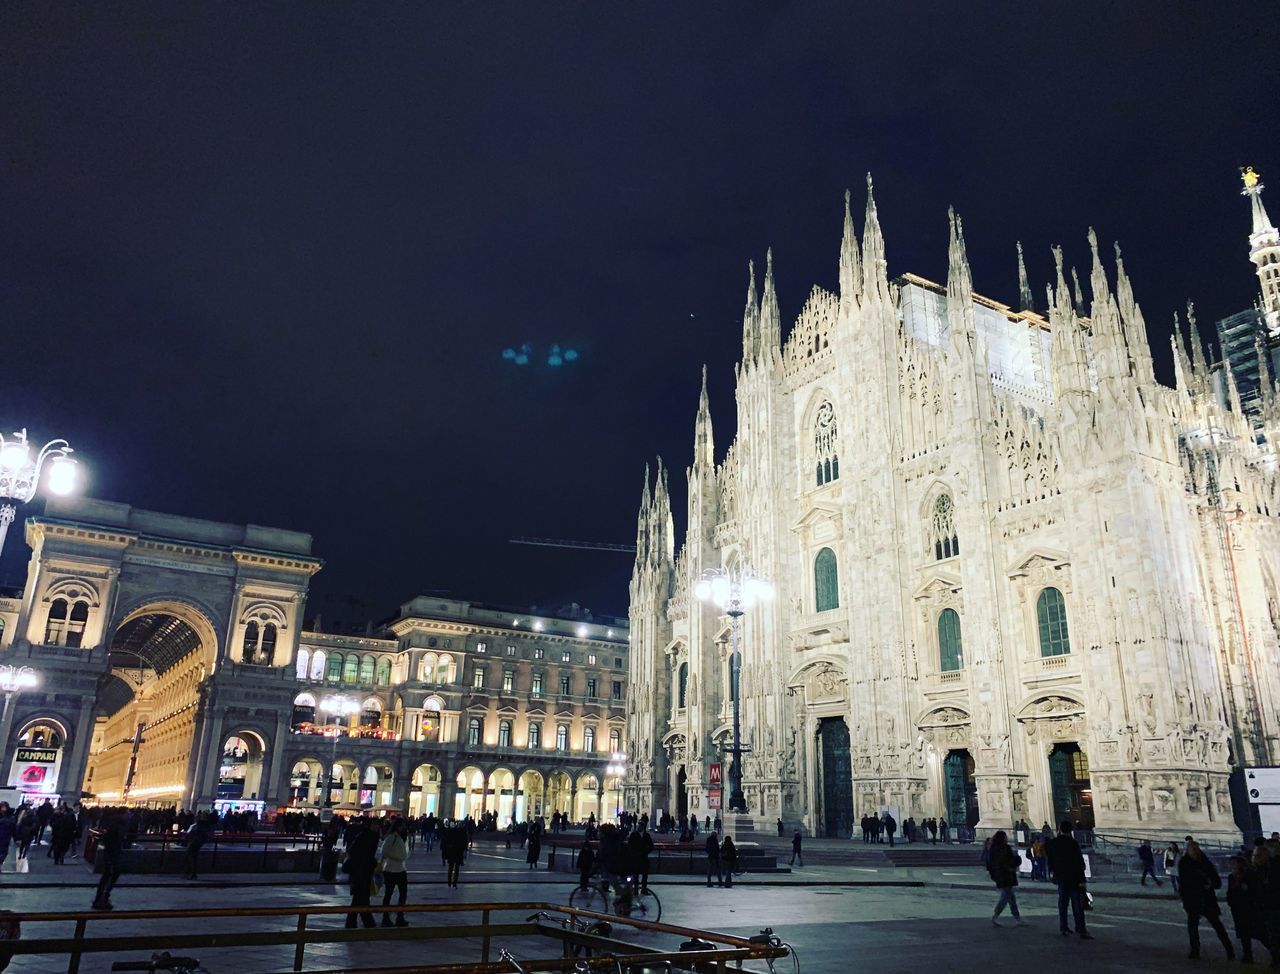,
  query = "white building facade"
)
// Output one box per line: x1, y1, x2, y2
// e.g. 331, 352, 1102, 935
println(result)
626, 177, 1280, 842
